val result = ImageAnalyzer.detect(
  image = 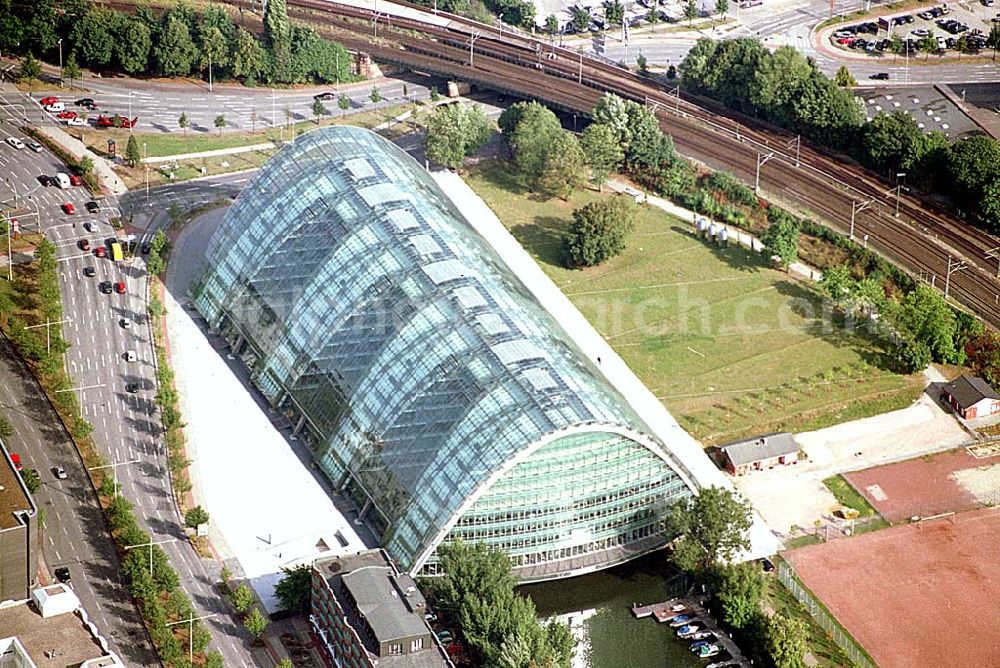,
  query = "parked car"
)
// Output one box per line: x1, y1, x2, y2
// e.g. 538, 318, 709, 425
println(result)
37, 175, 52, 187
56, 110, 77, 119
114, 281, 126, 294
85, 201, 99, 213
82, 266, 96, 277
126, 383, 140, 393
62, 202, 76, 215
5, 136, 24, 149
78, 239, 90, 251
912, 28, 931, 36
121, 317, 131, 328
26, 140, 42, 153
74, 97, 96, 108
124, 350, 137, 362
40, 96, 59, 106
95, 246, 106, 258
67, 117, 87, 126
99, 281, 113, 293
54, 567, 71, 582
53, 466, 68, 480
44, 102, 65, 112
313, 91, 337, 101
69, 174, 83, 186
